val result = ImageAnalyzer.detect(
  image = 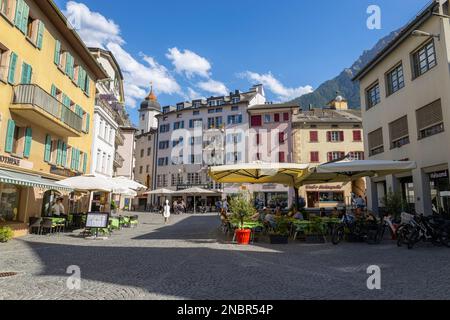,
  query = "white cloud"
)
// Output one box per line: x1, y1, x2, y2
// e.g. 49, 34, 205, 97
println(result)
240, 71, 313, 101
197, 79, 229, 96
64, 1, 124, 48
166, 48, 211, 78
186, 87, 204, 101
64, 1, 182, 109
